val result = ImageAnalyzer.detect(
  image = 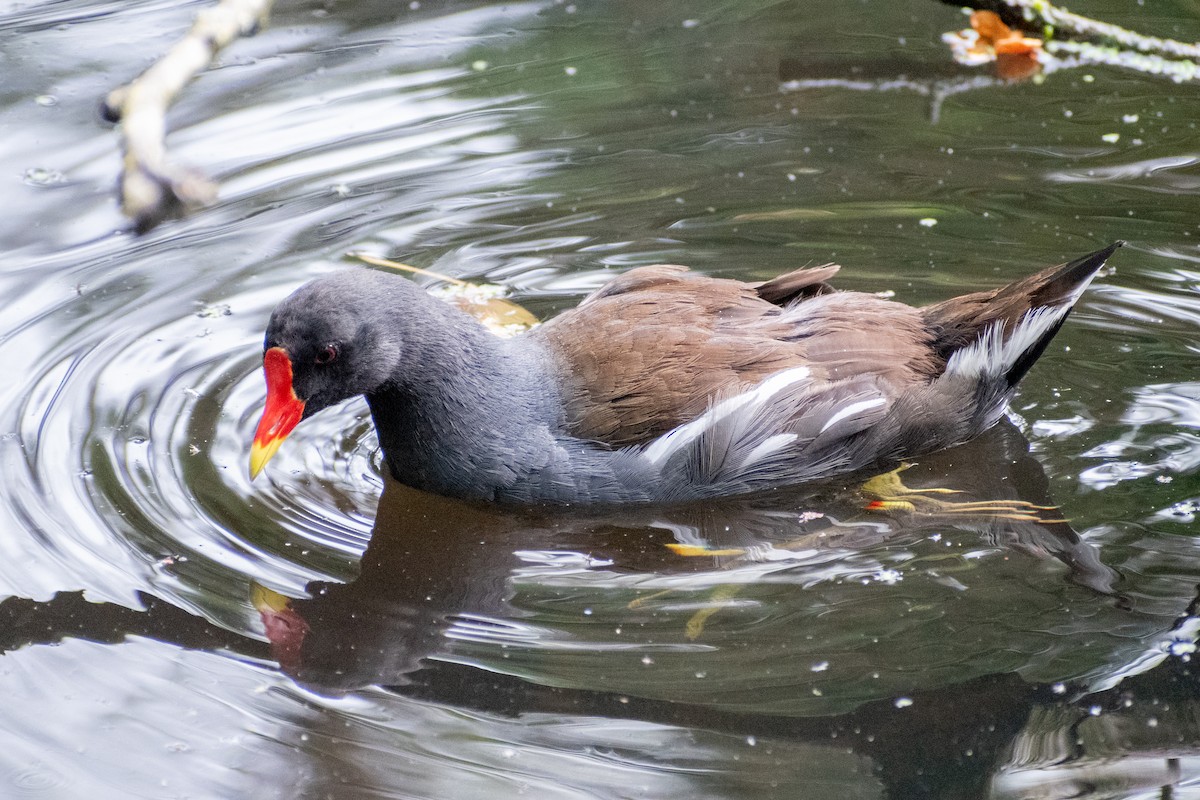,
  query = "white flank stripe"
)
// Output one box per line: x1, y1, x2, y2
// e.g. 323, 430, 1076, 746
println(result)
742, 433, 799, 467
818, 397, 887, 435
945, 305, 1070, 379
642, 366, 811, 465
